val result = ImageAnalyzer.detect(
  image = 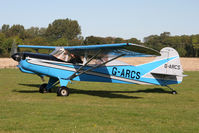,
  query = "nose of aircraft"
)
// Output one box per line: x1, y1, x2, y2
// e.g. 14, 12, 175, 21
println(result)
11, 53, 22, 62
